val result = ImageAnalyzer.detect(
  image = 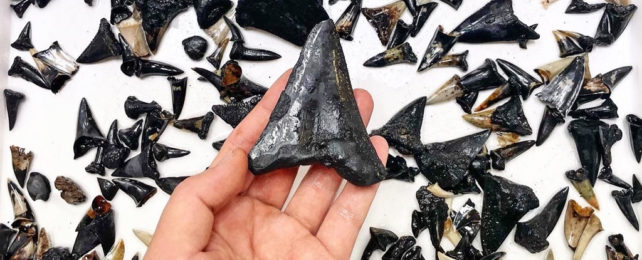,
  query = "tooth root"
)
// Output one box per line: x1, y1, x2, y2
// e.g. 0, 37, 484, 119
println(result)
417, 25, 458, 72
564, 200, 594, 249
426, 75, 463, 105
10, 145, 33, 187
7, 180, 35, 221
573, 213, 603, 260
117, 16, 151, 57
474, 83, 512, 112
497, 132, 520, 147
547, 249, 555, 260
437, 251, 456, 260
35, 228, 51, 259
433, 50, 469, 71
133, 229, 153, 247
443, 218, 461, 246
105, 239, 125, 260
